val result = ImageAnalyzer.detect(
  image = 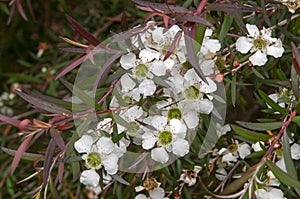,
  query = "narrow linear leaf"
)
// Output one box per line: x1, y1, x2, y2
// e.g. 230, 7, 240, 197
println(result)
282, 133, 299, 188
93, 52, 122, 91
43, 139, 57, 184
60, 79, 99, 109
11, 134, 34, 174
231, 75, 236, 107
292, 116, 300, 122
0, 114, 21, 127
112, 174, 130, 186
175, 13, 213, 27
56, 55, 87, 80
258, 90, 288, 115
183, 27, 208, 84
132, 0, 189, 13
291, 63, 299, 99
66, 15, 100, 45
15, 90, 72, 115
219, 14, 233, 42
291, 42, 300, 76
1, 147, 44, 160
236, 121, 283, 131
206, 3, 258, 13
252, 67, 265, 79
231, 124, 272, 142
50, 127, 65, 151
163, 30, 183, 61
260, 0, 271, 26
266, 160, 300, 189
